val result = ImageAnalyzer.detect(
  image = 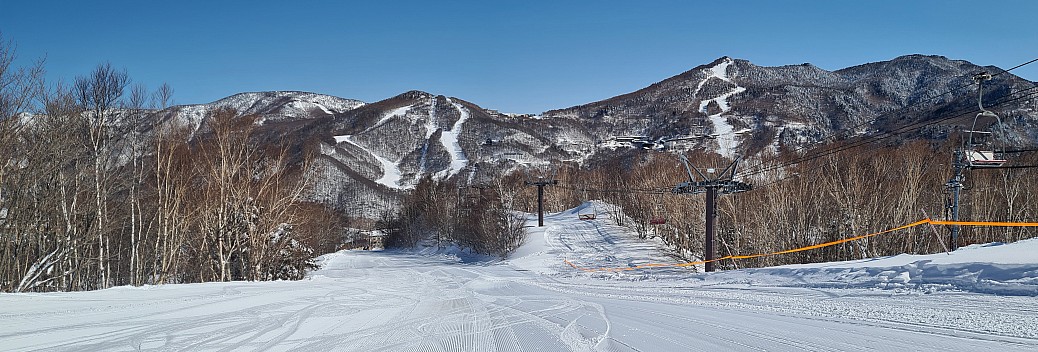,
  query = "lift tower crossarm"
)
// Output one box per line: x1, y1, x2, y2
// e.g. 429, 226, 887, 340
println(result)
672, 156, 752, 272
